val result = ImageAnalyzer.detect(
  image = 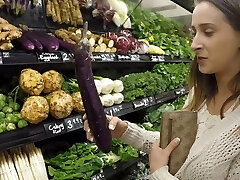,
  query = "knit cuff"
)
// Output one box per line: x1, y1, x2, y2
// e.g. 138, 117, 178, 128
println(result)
148, 166, 178, 180
119, 121, 144, 149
